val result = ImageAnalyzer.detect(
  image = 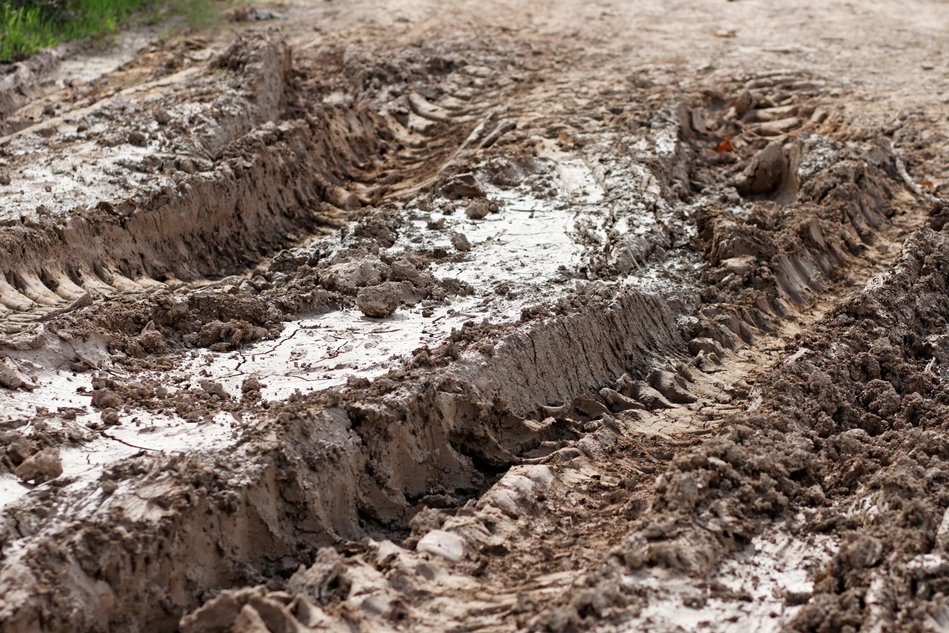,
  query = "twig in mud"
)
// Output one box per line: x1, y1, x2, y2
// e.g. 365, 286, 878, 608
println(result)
895, 156, 939, 204
90, 428, 159, 452
249, 326, 307, 361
